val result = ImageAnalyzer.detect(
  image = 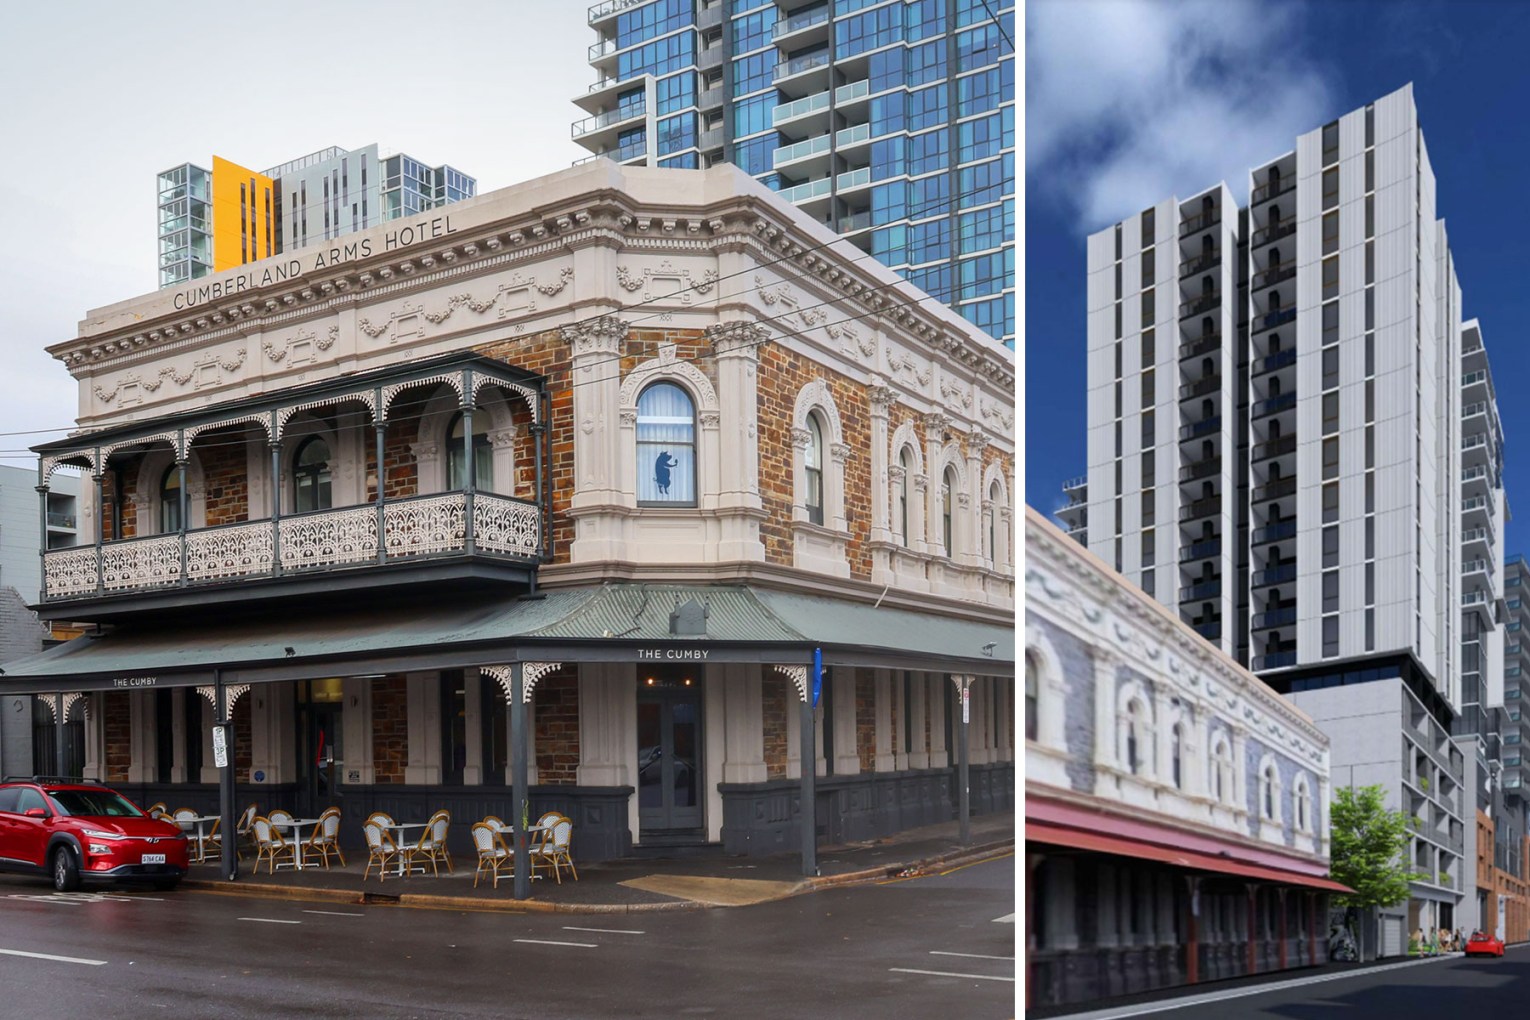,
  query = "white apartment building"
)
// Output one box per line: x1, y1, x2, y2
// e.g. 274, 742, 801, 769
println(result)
1082, 84, 1474, 937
